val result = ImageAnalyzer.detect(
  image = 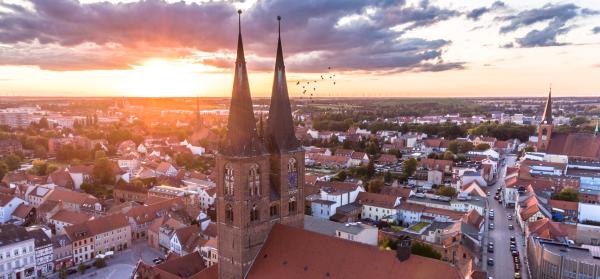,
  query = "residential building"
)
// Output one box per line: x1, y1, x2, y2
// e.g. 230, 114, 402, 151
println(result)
0, 195, 26, 224
48, 210, 93, 235
311, 181, 364, 219
0, 224, 36, 279
51, 234, 73, 271
527, 237, 600, 279
355, 192, 401, 223
65, 214, 131, 263
26, 227, 53, 276
335, 222, 378, 246
113, 184, 148, 204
